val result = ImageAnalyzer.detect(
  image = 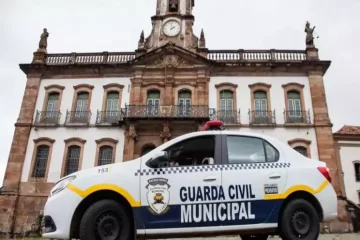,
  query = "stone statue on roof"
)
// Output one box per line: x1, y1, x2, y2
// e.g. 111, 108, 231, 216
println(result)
305, 21, 316, 47
38, 28, 49, 51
